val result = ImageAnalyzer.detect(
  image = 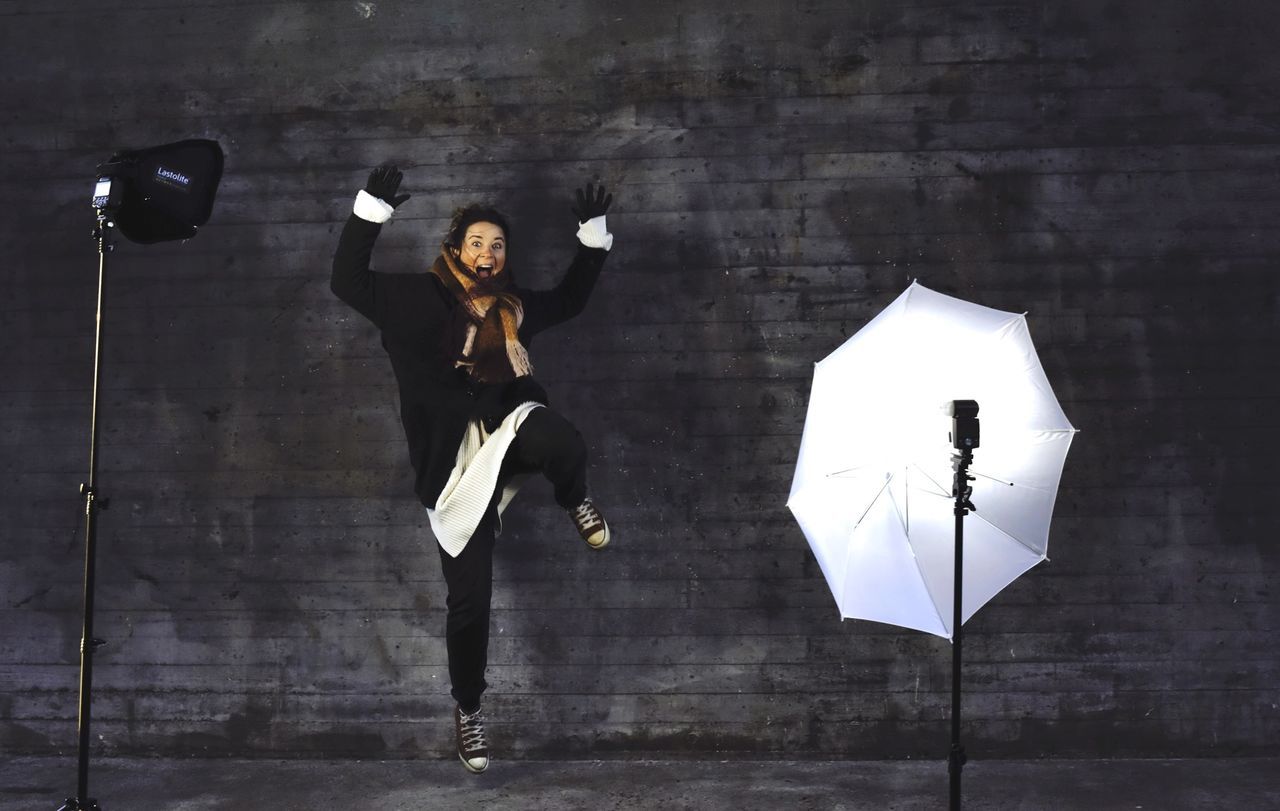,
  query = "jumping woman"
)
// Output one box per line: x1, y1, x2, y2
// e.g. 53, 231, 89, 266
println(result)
331, 165, 614, 773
